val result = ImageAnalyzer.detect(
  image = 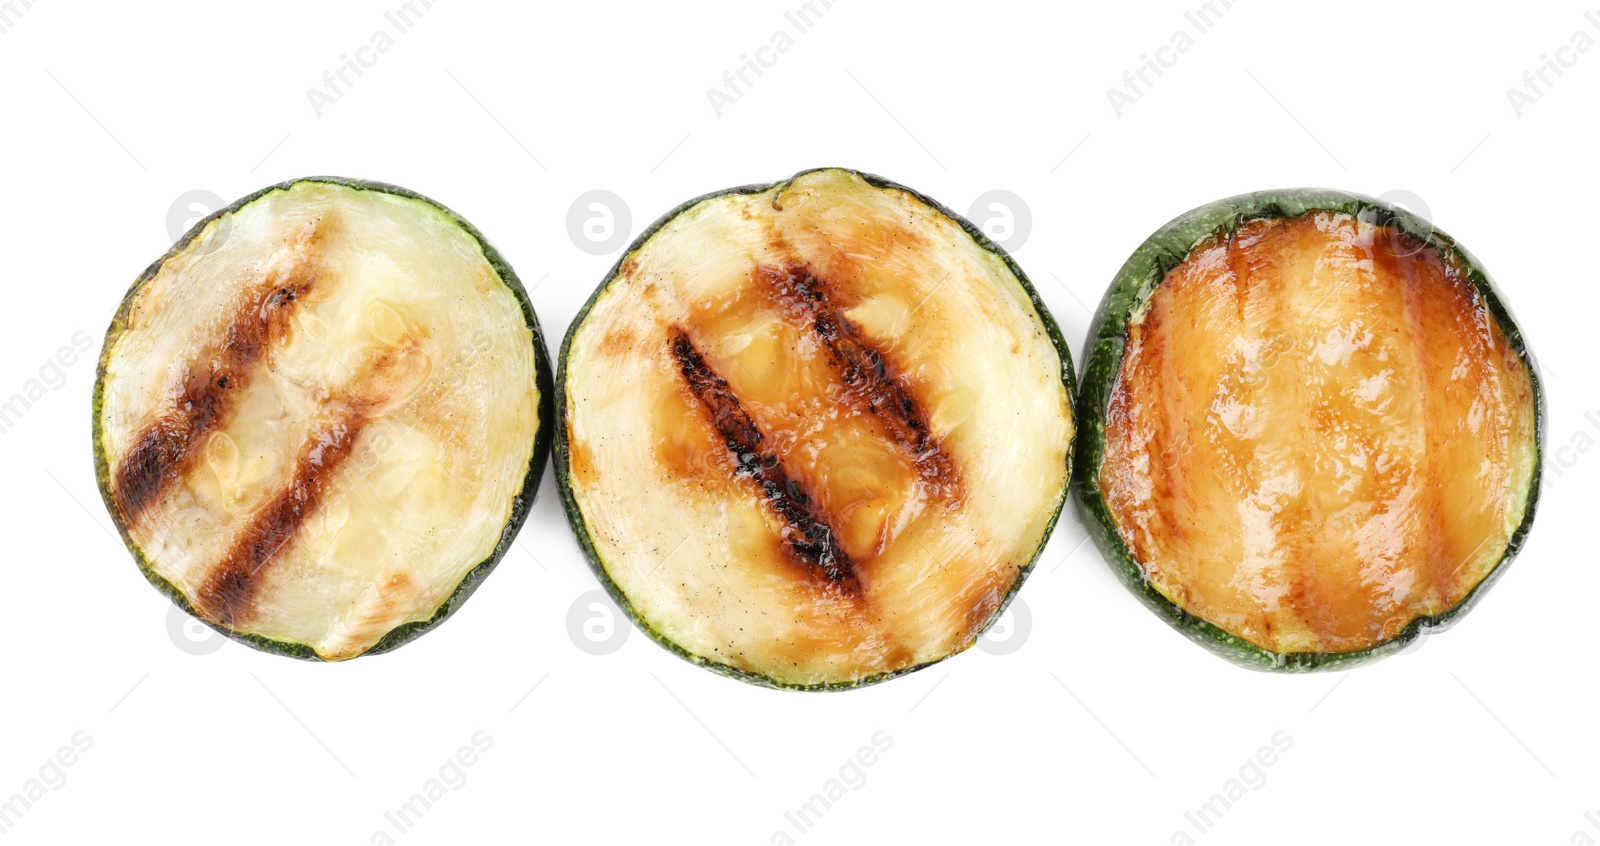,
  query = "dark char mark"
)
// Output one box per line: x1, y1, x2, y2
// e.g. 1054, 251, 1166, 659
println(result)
113, 270, 316, 525
758, 264, 959, 495
669, 327, 860, 594
196, 412, 367, 625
